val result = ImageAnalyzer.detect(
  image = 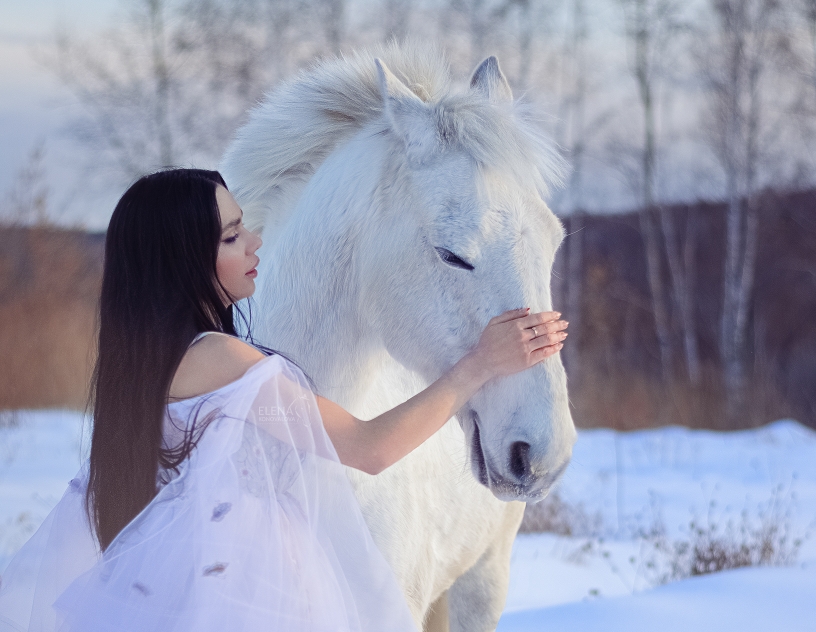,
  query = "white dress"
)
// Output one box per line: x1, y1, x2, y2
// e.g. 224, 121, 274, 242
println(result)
0, 333, 418, 632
